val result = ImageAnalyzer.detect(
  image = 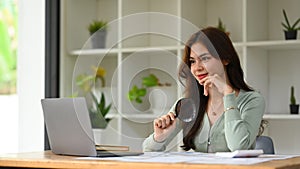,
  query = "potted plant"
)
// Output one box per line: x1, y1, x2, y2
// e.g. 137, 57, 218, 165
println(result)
88, 20, 108, 48
217, 18, 230, 36
290, 86, 299, 114
281, 9, 300, 40
89, 92, 112, 128
76, 66, 112, 128
127, 74, 172, 104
